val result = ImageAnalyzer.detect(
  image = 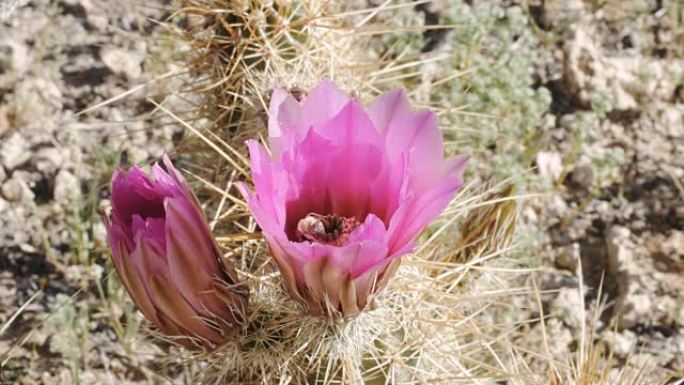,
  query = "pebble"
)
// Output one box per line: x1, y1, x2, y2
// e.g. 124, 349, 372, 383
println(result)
536, 151, 563, 183
1, 177, 34, 202
0, 132, 30, 170
0, 38, 29, 73
53, 170, 79, 205
101, 48, 143, 80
